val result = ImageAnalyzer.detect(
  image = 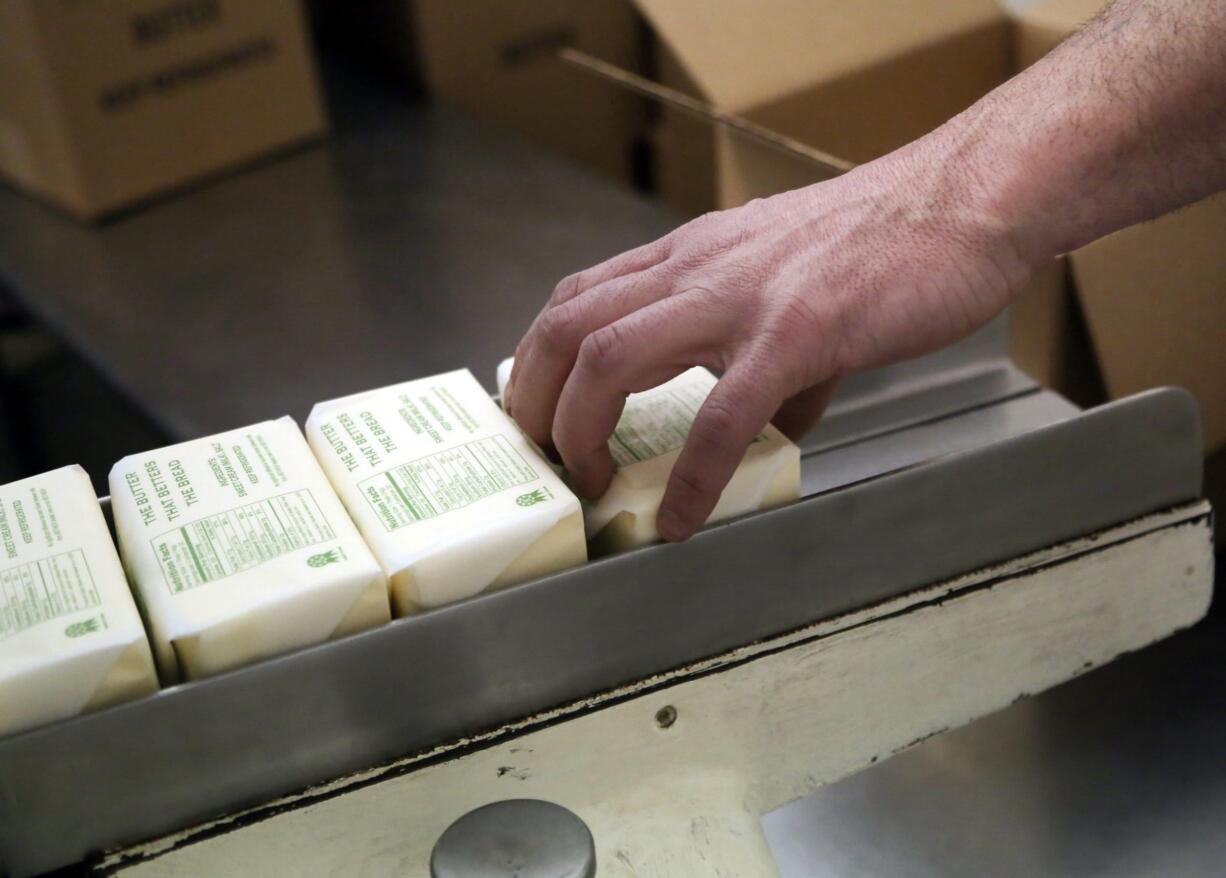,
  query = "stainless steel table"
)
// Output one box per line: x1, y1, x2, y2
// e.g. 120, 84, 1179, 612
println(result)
0, 57, 1220, 878
0, 60, 677, 440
